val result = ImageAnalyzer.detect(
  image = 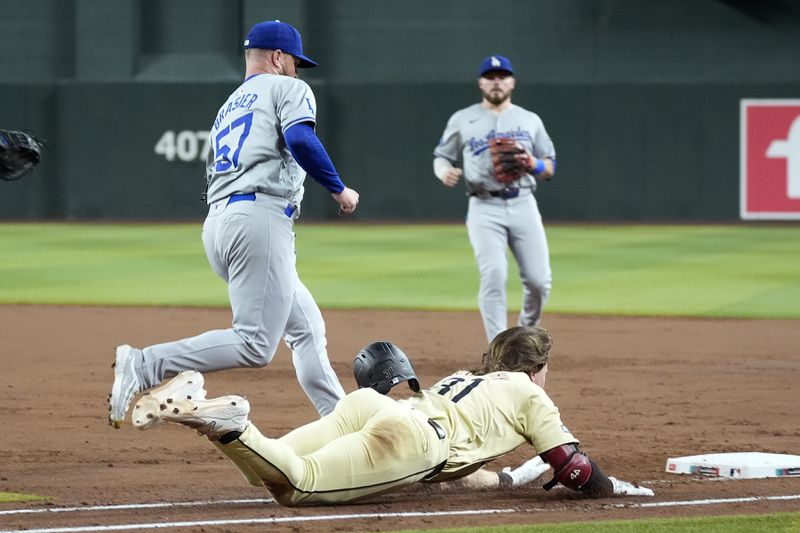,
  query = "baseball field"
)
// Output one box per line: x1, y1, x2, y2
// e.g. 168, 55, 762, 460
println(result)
1, 222, 799, 532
